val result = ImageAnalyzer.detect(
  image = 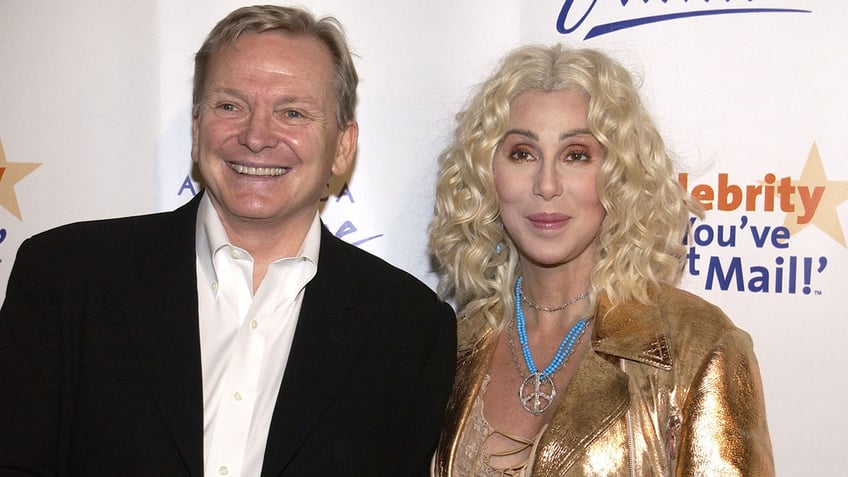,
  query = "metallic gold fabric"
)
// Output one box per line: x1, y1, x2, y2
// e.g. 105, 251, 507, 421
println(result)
433, 286, 774, 476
